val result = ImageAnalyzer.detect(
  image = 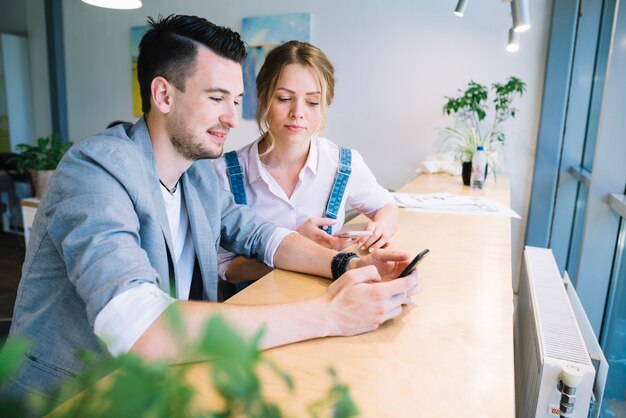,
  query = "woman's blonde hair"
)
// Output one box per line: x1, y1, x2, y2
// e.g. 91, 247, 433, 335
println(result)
255, 40, 335, 157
